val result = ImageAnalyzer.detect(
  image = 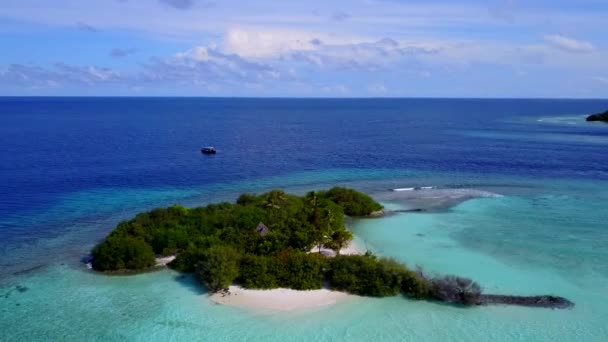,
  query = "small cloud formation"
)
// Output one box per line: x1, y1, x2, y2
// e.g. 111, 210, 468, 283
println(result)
0, 46, 282, 91
287, 37, 441, 71
110, 48, 138, 58
331, 11, 351, 22
544, 35, 595, 53
145, 45, 284, 85
159, 0, 195, 9
224, 28, 319, 58
223, 28, 442, 71
76, 22, 97, 32
0, 63, 121, 88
